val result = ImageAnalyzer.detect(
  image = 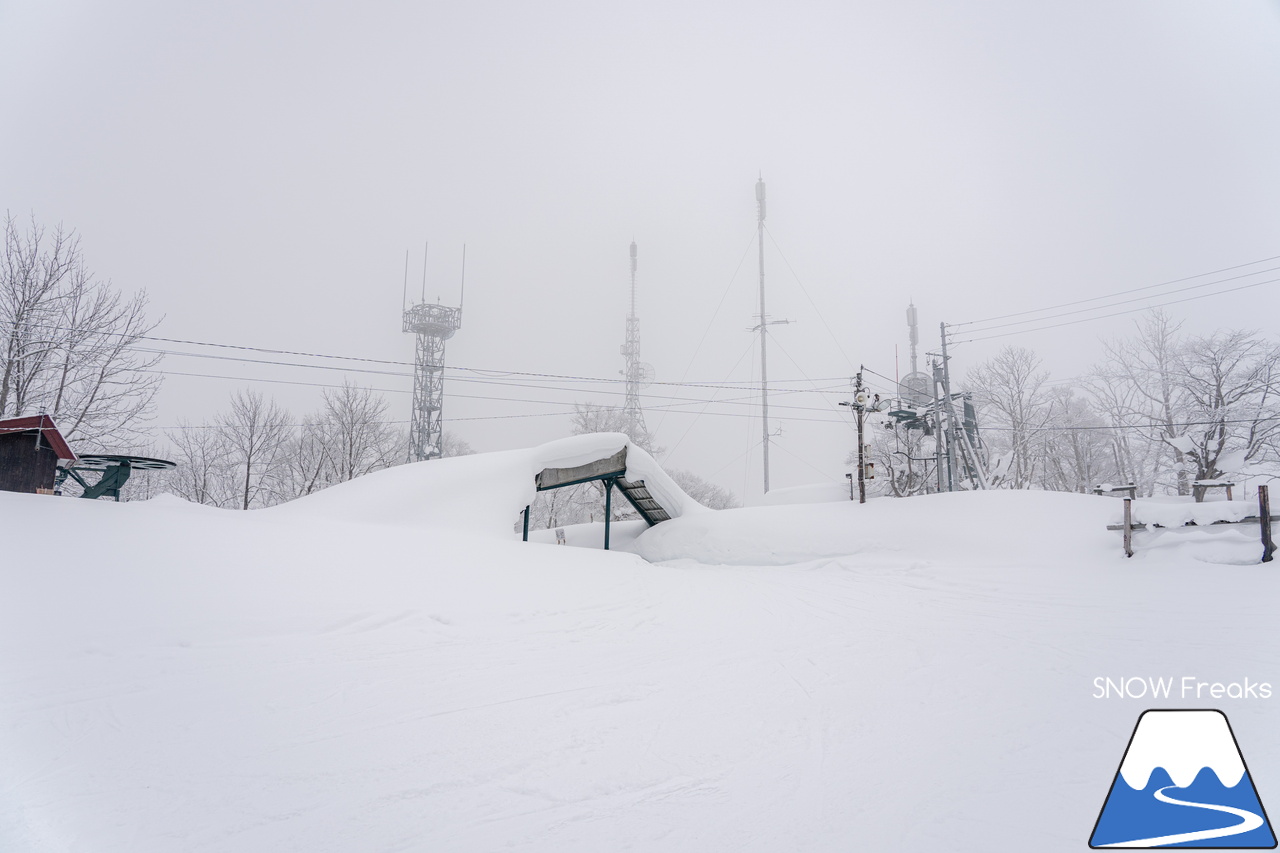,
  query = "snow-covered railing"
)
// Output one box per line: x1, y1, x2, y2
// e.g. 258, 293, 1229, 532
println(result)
1107, 486, 1277, 562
